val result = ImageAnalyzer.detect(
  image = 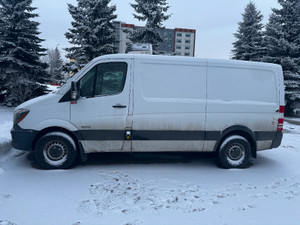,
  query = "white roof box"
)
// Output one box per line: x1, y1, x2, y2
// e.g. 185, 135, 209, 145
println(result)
126, 43, 153, 55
